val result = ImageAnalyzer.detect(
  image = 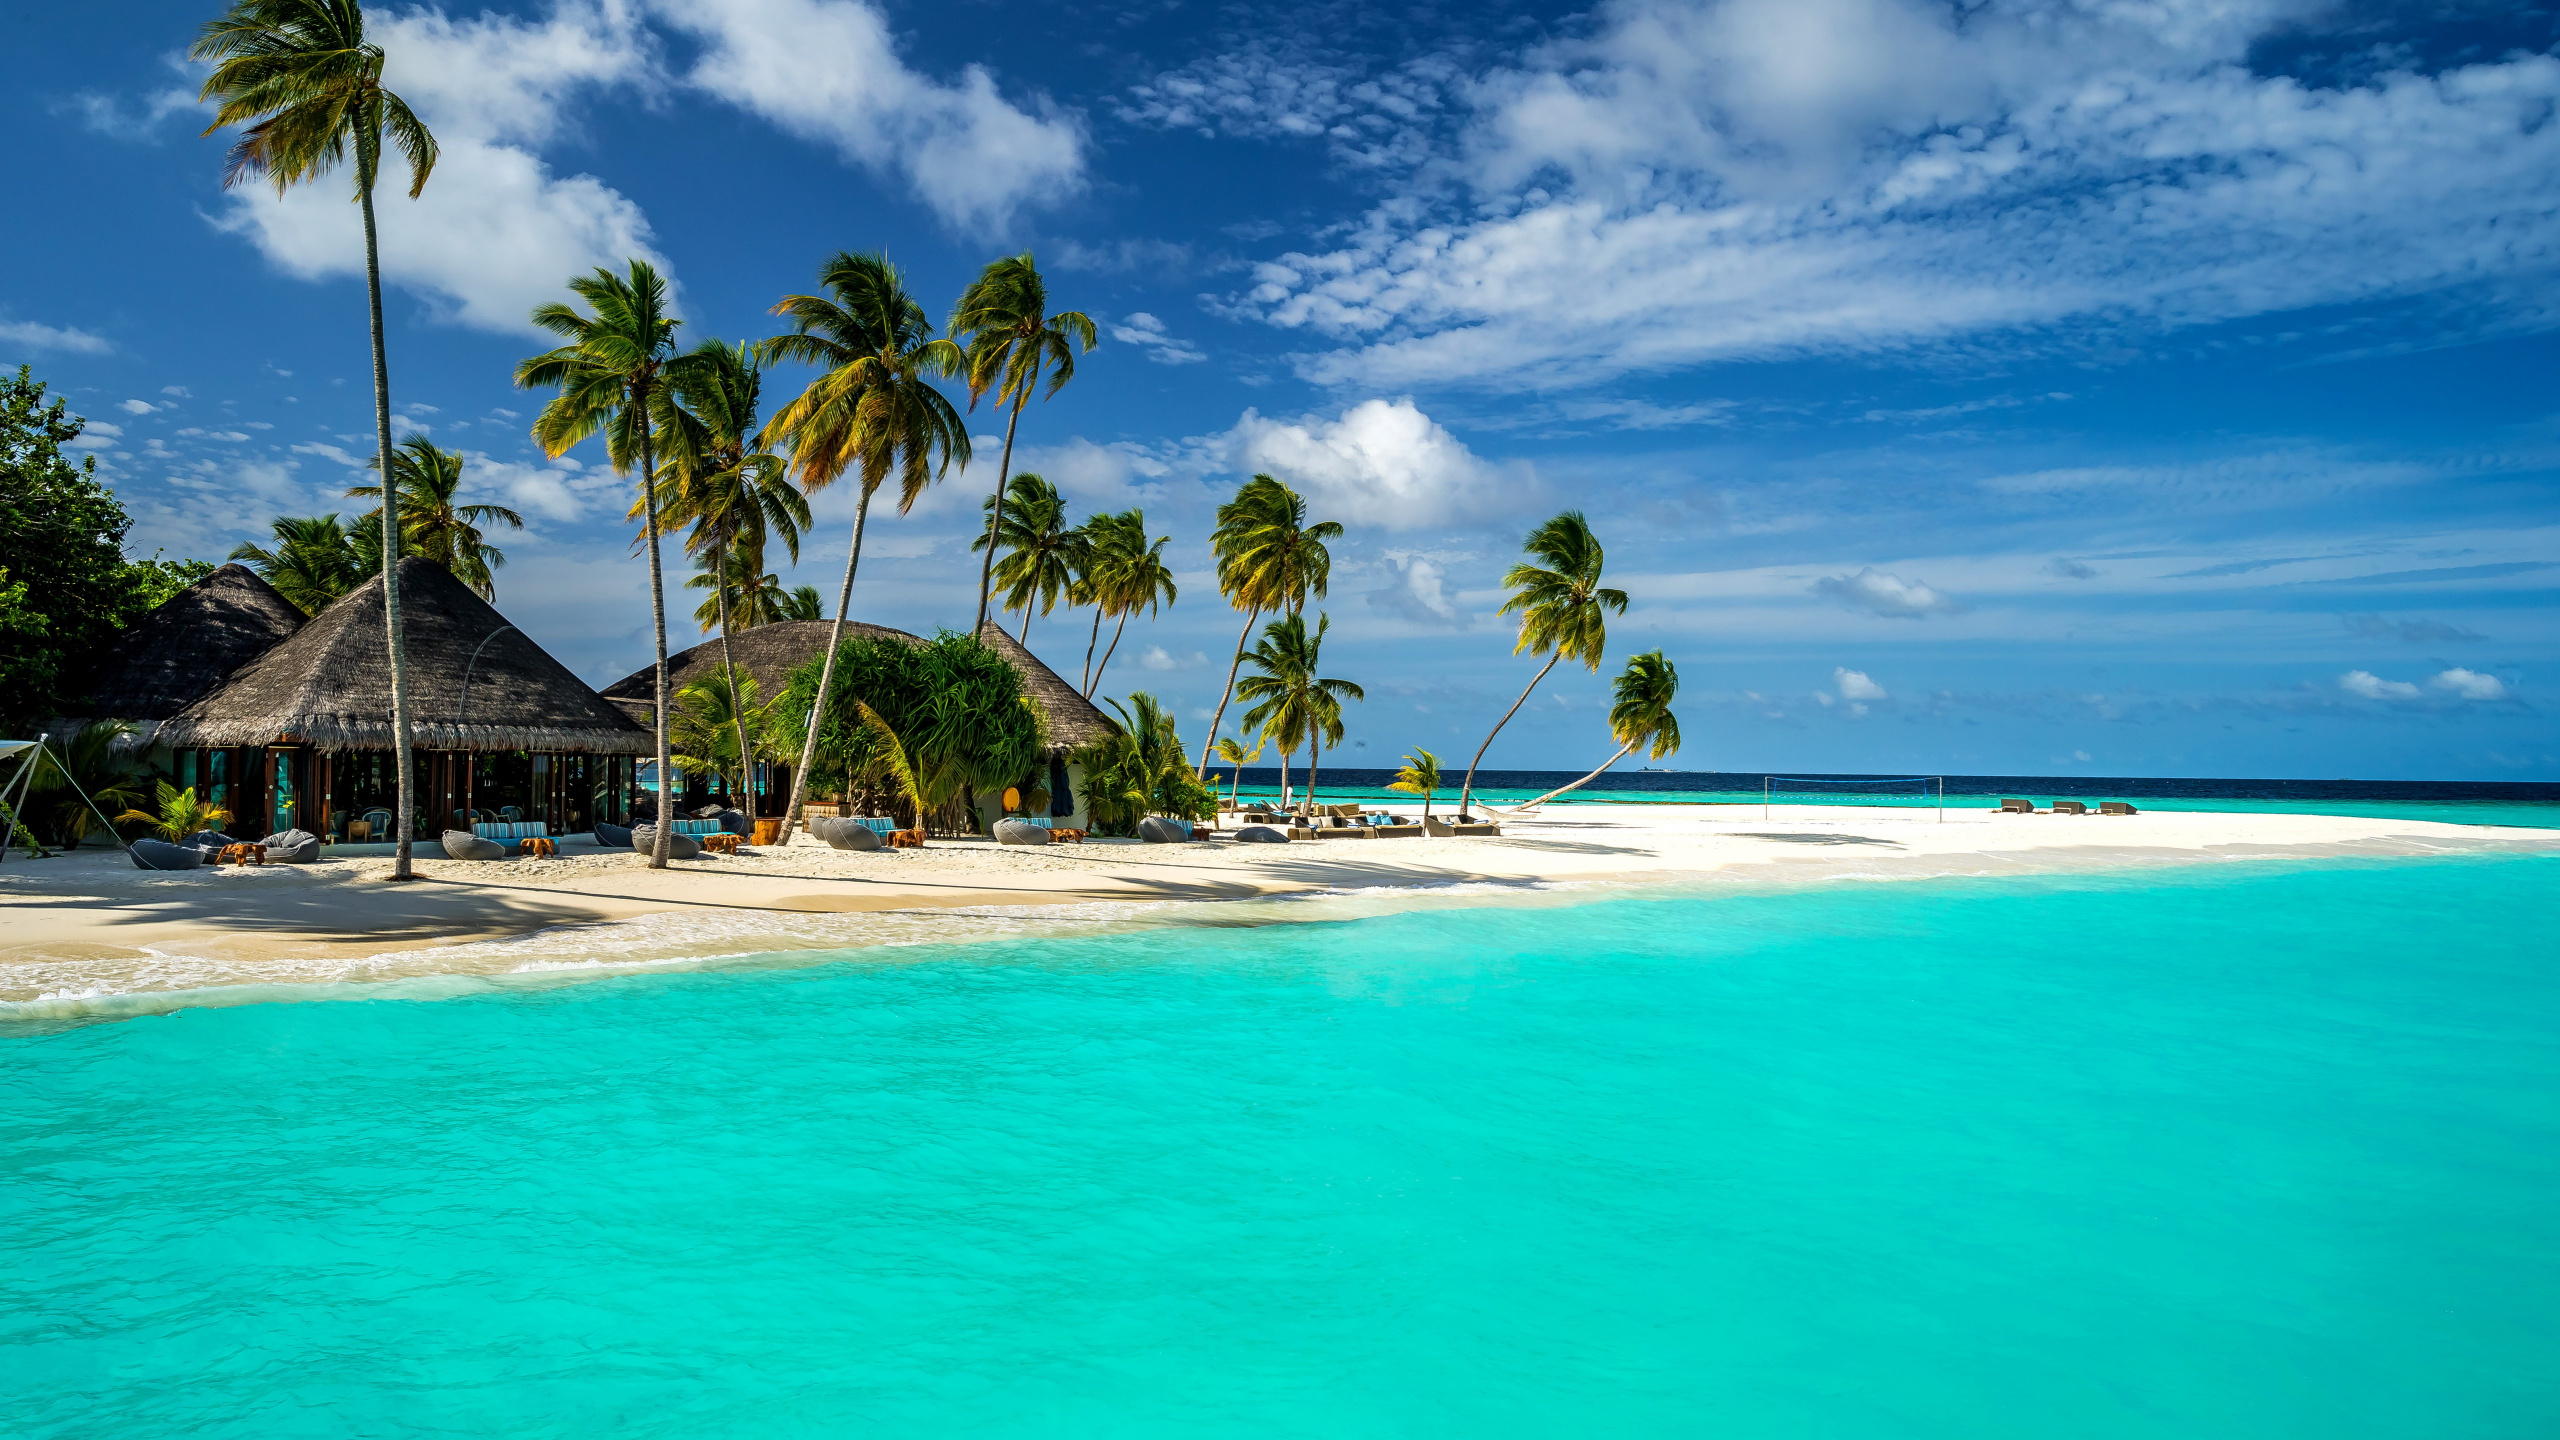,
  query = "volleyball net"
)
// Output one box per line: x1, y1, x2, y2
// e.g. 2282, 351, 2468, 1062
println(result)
1762, 775, 1944, 822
